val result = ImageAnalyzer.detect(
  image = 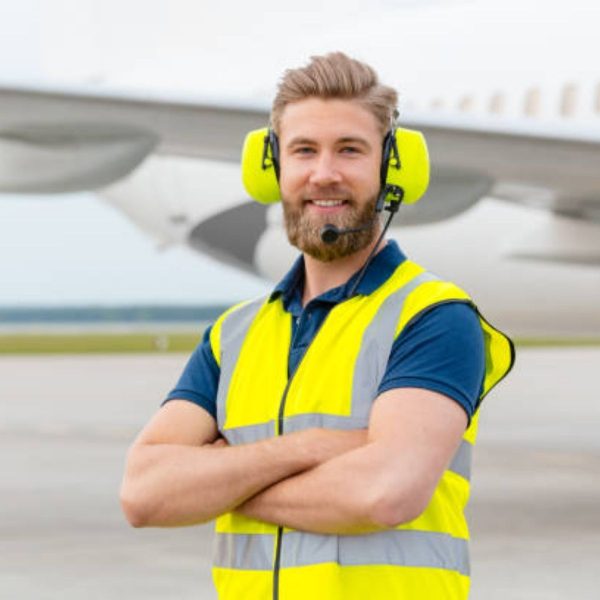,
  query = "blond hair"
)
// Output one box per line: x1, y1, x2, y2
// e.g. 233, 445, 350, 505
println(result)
271, 52, 398, 135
